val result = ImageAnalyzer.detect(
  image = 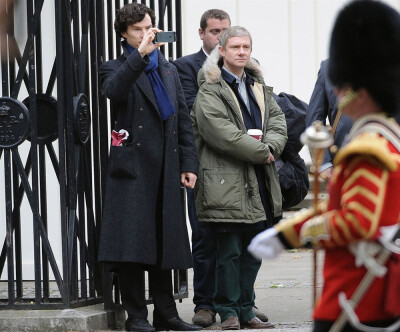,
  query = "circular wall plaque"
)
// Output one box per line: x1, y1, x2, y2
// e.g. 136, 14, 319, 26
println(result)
0, 97, 30, 149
